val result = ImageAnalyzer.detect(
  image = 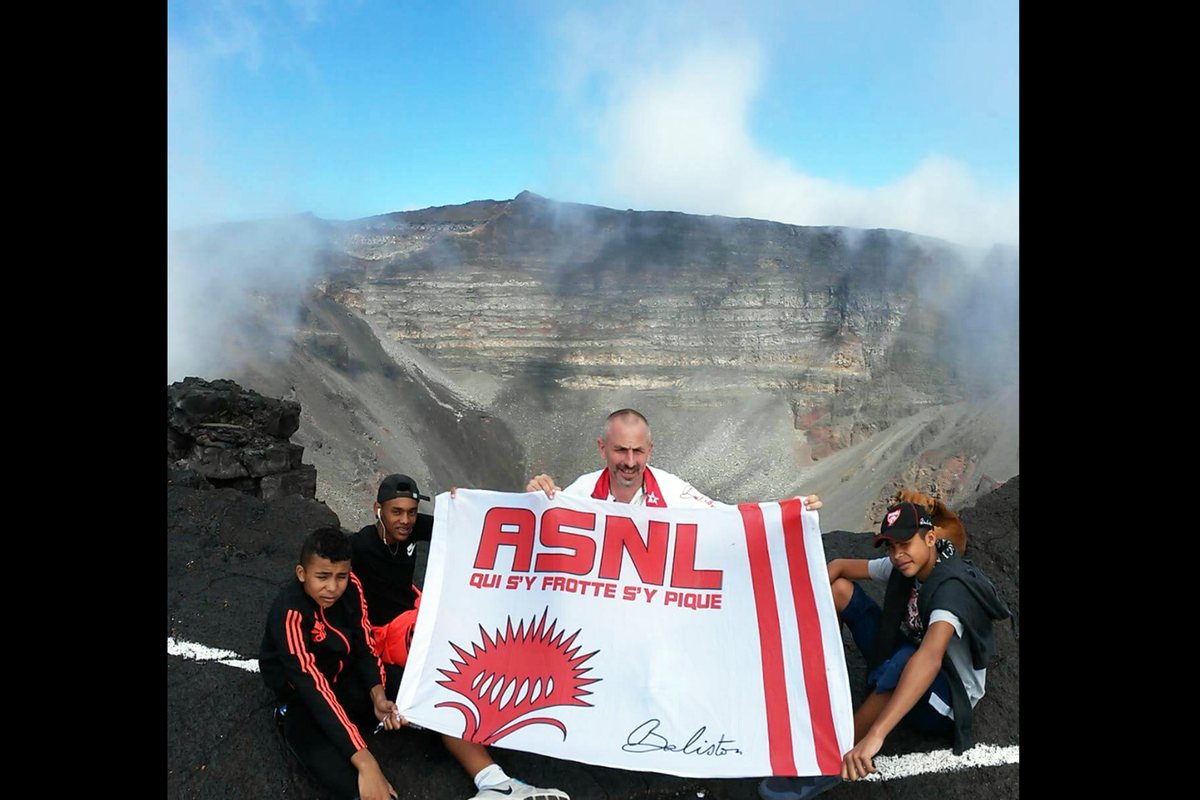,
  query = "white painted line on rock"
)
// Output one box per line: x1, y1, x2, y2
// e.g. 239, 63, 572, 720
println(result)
166, 637, 1018, 779
168, 636, 260, 672
863, 743, 1019, 781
